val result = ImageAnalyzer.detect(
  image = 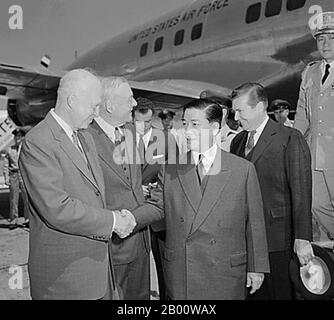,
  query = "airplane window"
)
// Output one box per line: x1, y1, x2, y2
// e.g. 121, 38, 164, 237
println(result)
174, 29, 185, 46
191, 23, 203, 41
265, 0, 282, 17
140, 43, 148, 57
154, 37, 164, 52
246, 3, 261, 24
287, 0, 305, 11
